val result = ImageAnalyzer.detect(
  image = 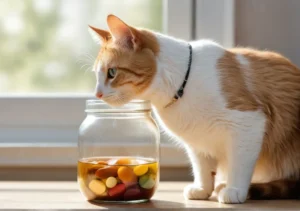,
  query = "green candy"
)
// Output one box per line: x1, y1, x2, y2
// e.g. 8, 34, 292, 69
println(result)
139, 174, 155, 189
